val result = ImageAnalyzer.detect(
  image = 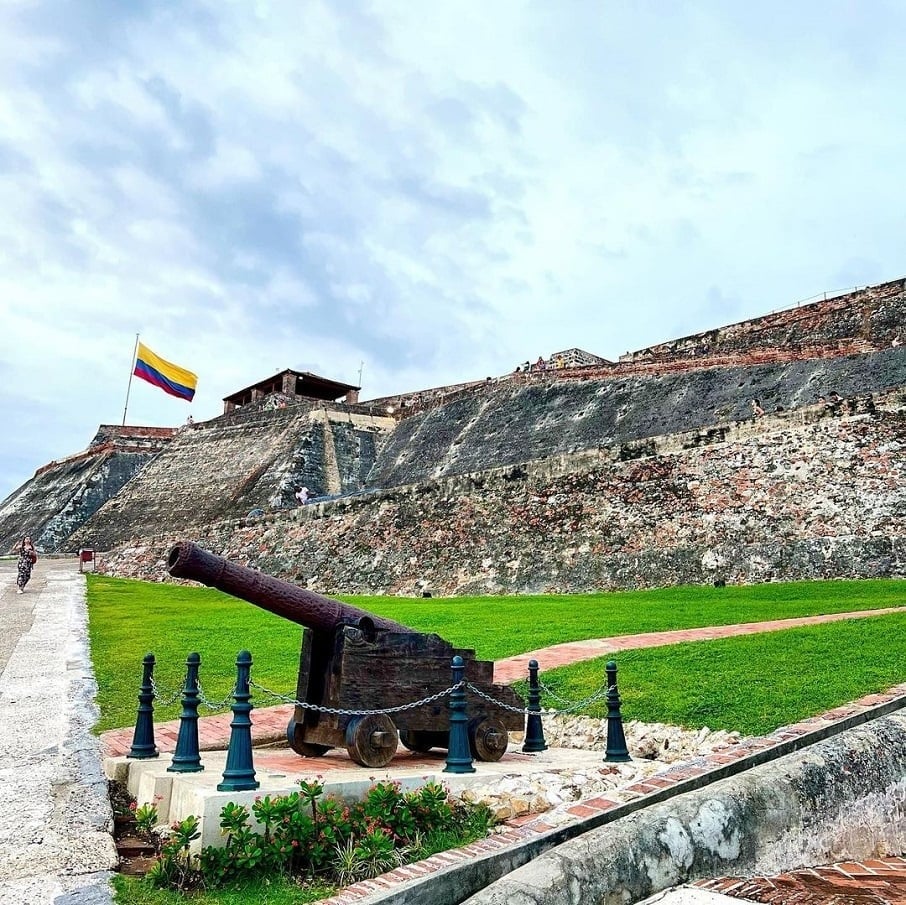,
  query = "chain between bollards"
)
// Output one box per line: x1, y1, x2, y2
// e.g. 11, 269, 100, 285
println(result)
127, 653, 159, 759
